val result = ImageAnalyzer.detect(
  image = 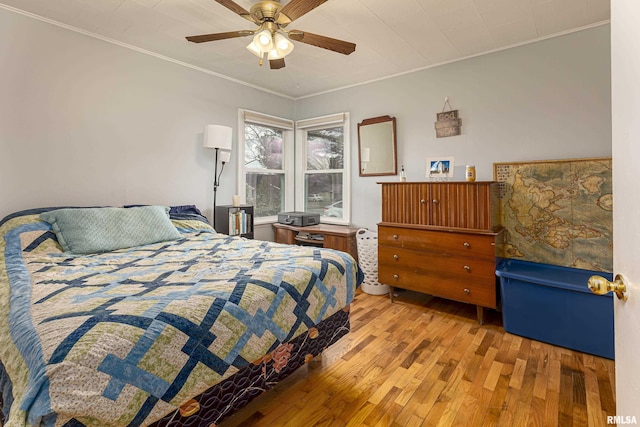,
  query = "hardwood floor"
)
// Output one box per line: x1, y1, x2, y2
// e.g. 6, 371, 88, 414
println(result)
221, 290, 616, 427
